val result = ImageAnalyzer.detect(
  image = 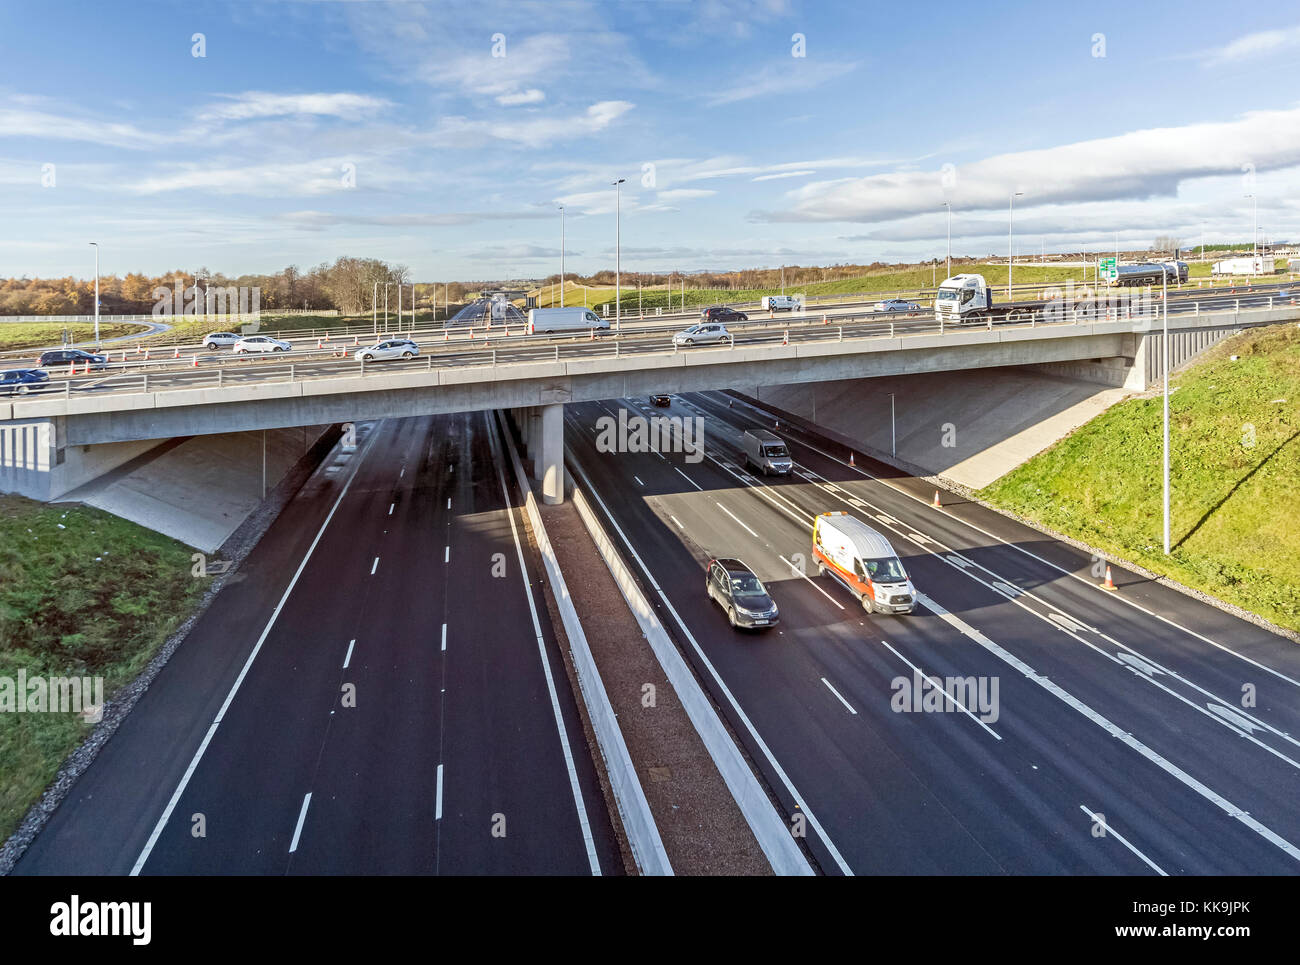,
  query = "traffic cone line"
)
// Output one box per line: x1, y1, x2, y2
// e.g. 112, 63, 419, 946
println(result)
1103, 565, 1117, 591
932, 489, 942, 508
